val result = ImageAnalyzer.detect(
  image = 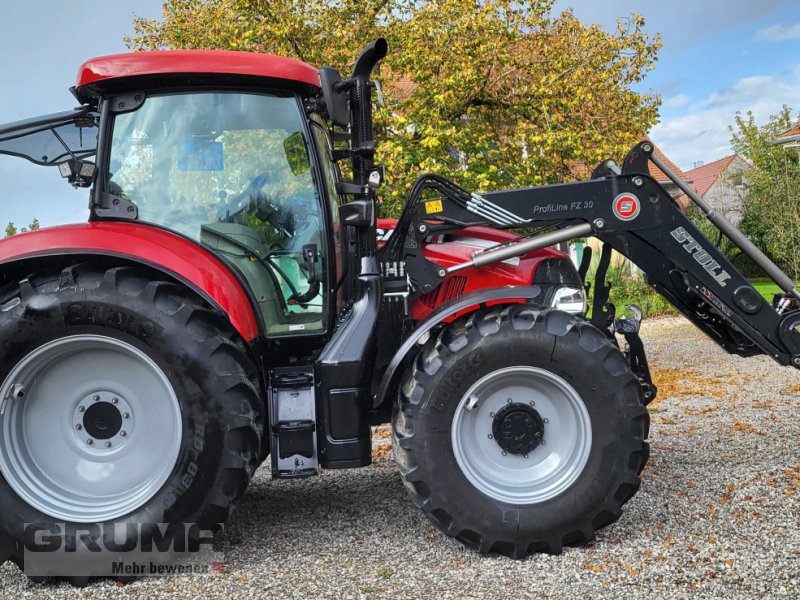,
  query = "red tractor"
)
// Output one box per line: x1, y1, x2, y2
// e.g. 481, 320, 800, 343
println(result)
0, 39, 797, 582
